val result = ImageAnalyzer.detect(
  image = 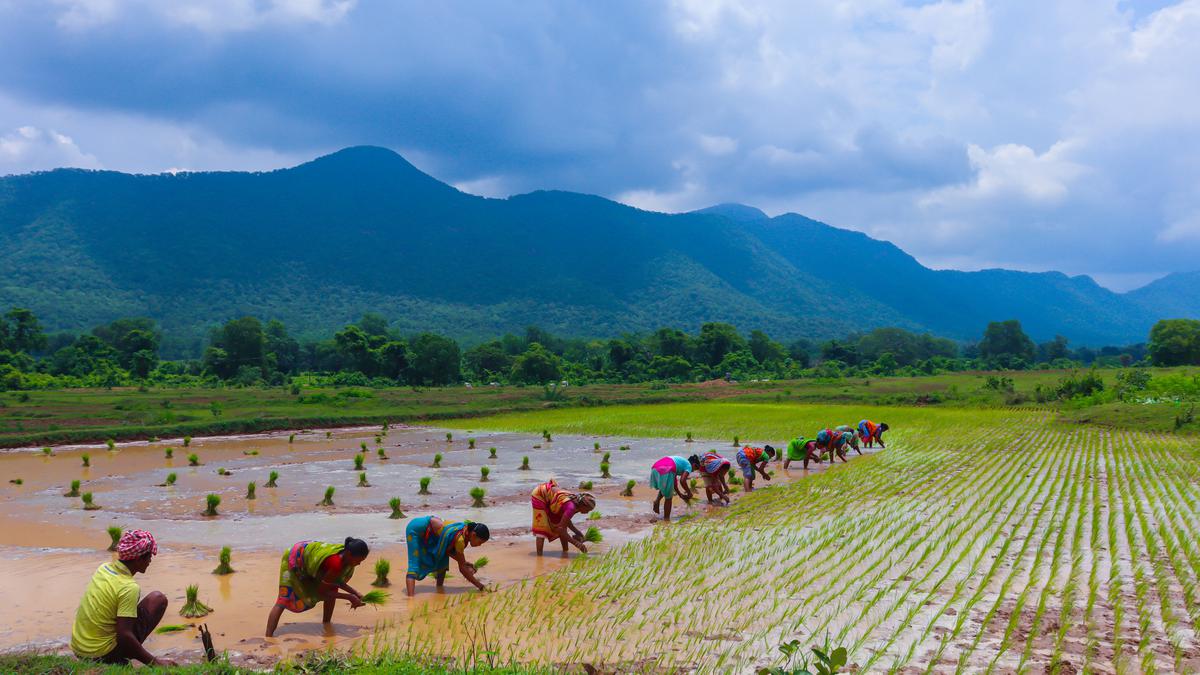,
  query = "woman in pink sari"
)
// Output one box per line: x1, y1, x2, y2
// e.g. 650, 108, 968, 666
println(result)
531, 479, 596, 556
